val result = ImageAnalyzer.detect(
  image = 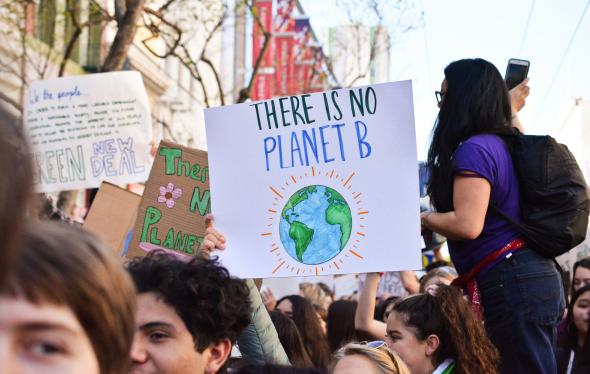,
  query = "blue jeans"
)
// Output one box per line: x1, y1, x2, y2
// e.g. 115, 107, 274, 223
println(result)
477, 248, 565, 374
